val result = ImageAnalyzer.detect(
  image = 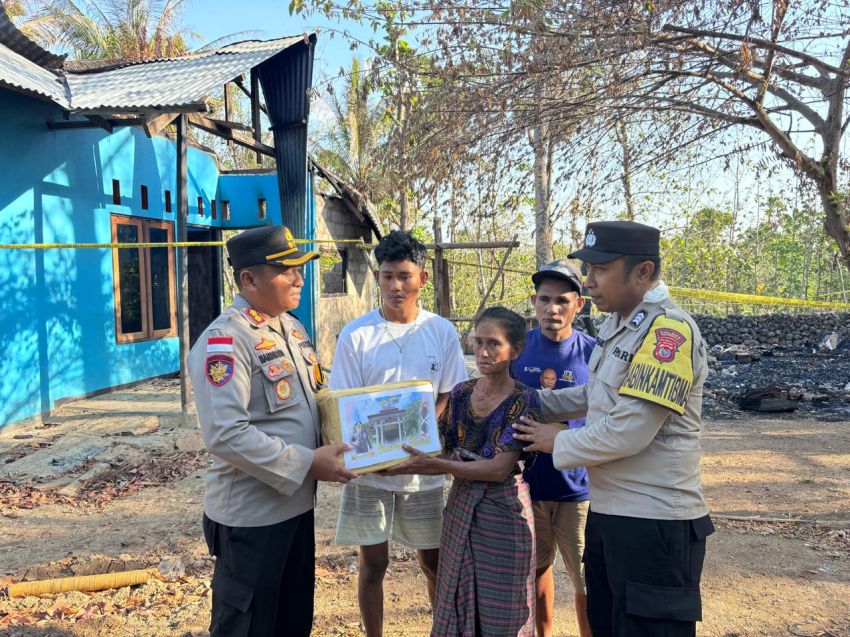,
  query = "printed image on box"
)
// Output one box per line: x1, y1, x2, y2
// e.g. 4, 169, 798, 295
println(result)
337, 384, 440, 471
